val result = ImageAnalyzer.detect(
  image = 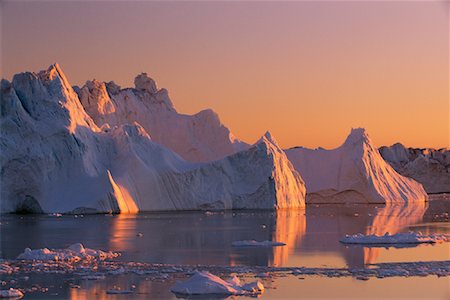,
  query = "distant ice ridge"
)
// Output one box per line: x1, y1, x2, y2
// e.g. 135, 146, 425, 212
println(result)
285, 128, 428, 204
379, 144, 450, 194
170, 271, 264, 296
340, 232, 450, 245
17, 243, 119, 262
75, 74, 248, 163
0, 64, 305, 213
